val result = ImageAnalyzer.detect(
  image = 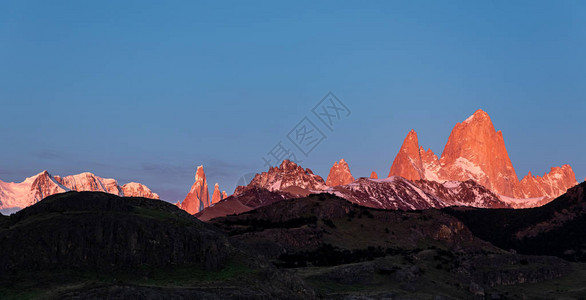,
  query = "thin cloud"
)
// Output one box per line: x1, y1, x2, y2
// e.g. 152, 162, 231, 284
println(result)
35, 150, 65, 160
